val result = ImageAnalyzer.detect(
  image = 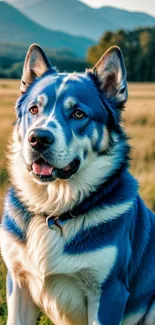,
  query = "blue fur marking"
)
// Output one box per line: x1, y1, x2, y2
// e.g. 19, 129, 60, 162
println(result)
83, 149, 88, 159
2, 213, 25, 242
64, 208, 133, 254
125, 198, 155, 314
64, 172, 137, 254
98, 277, 129, 325
6, 272, 13, 297
125, 296, 149, 319
71, 171, 138, 217
2, 187, 32, 241
47, 121, 57, 129
8, 188, 32, 223
128, 196, 152, 280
